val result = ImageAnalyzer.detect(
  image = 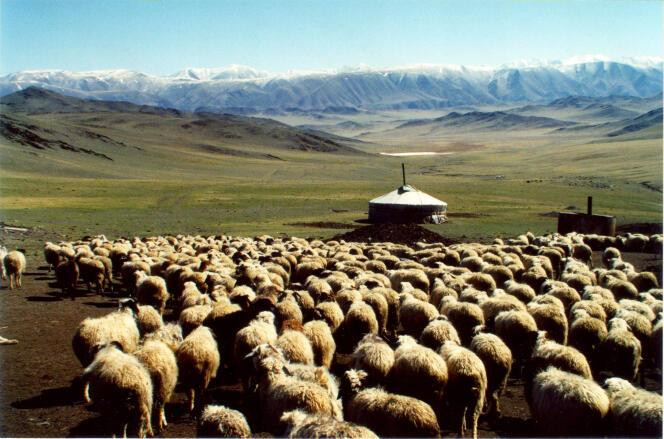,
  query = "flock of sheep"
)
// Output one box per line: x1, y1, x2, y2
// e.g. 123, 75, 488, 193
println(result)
3, 230, 663, 438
